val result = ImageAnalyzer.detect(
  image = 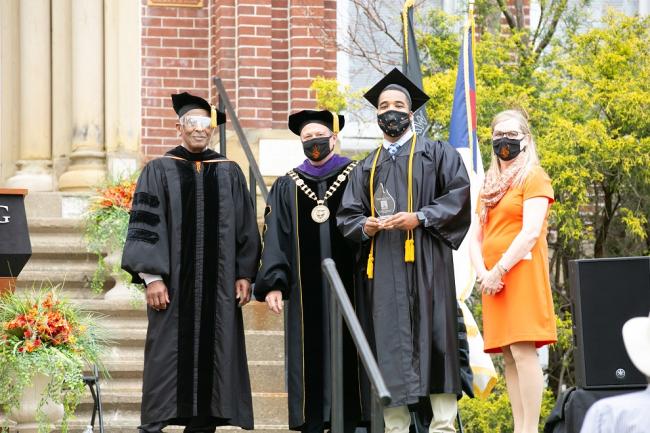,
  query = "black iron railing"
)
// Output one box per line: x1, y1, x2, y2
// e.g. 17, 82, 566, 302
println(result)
213, 77, 268, 211
322, 258, 391, 433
